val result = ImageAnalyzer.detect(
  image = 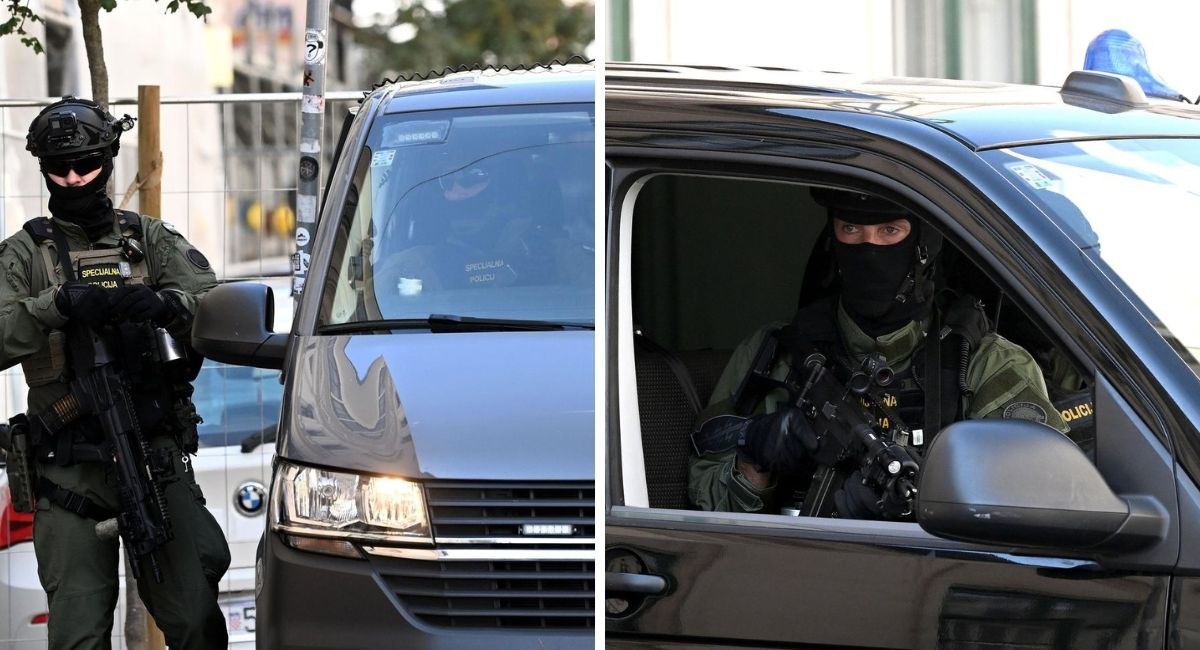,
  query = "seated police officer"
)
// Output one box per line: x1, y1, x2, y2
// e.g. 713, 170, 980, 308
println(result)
688, 188, 1069, 518
0, 97, 229, 649
378, 156, 591, 294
